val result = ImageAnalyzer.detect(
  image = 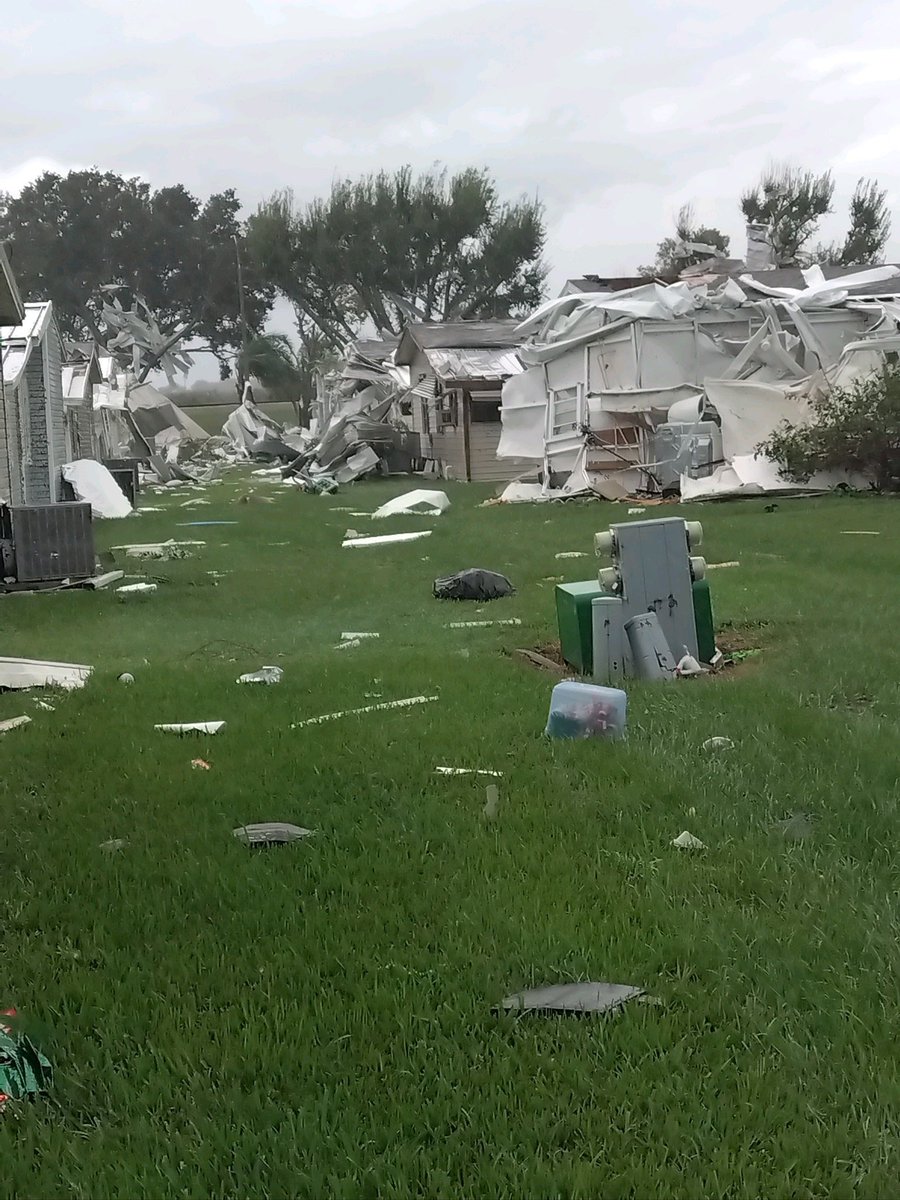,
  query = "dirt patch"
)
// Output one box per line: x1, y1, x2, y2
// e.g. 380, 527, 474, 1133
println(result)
508, 642, 570, 674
